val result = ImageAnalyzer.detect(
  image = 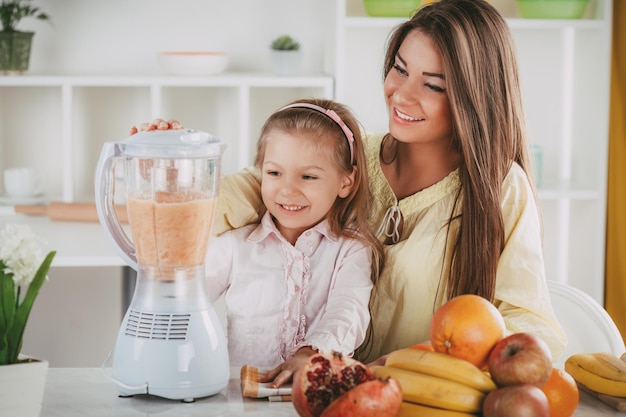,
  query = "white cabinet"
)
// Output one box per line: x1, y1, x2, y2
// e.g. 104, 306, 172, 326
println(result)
329, 0, 613, 303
